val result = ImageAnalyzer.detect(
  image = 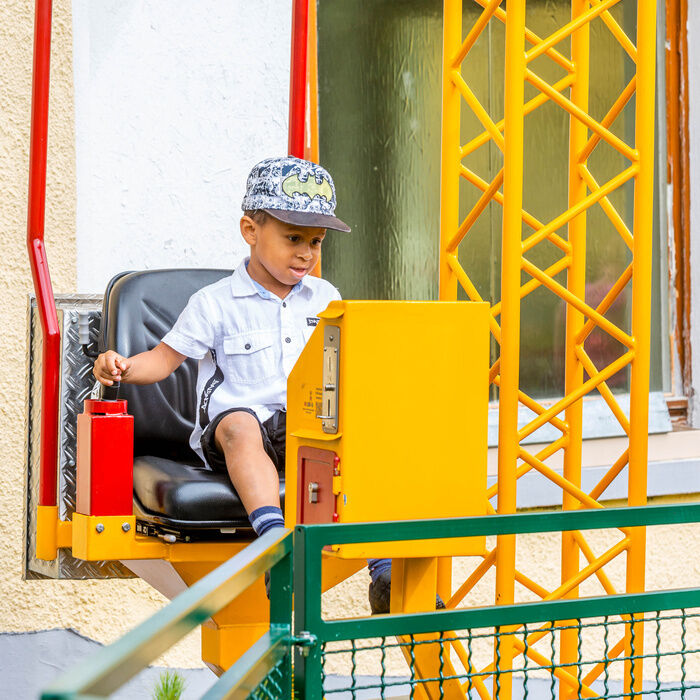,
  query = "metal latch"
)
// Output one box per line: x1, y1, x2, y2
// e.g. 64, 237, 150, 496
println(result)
317, 325, 340, 433
308, 481, 319, 504
291, 631, 317, 656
